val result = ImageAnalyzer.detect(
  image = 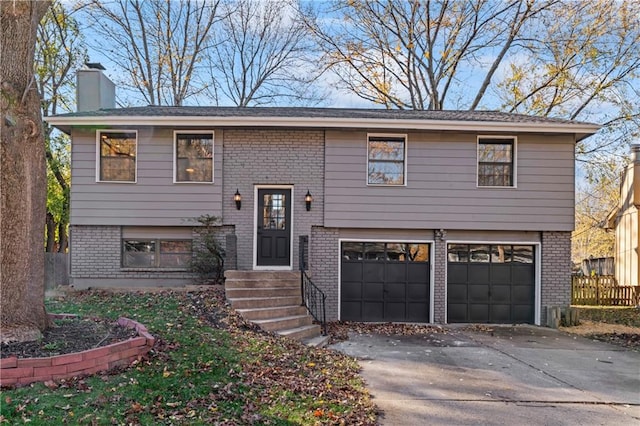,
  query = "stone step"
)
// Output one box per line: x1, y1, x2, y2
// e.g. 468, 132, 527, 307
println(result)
277, 324, 322, 341
224, 270, 322, 343
253, 315, 312, 332
225, 279, 300, 289
225, 270, 299, 281
228, 296, 301, 310
225, 286, 300, 298
302, 334, 330, 348
236, 305, 307, 320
